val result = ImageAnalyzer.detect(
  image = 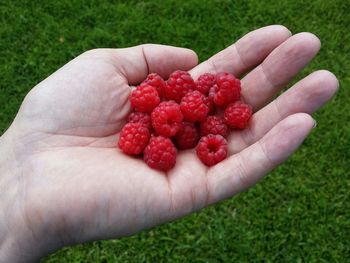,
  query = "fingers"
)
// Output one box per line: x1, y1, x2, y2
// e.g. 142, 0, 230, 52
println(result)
114, 44, 198, 85
206, 113, 315, 204
190, 25, 292, 79
242, 32, 321, 111
228, 70, 339, 154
